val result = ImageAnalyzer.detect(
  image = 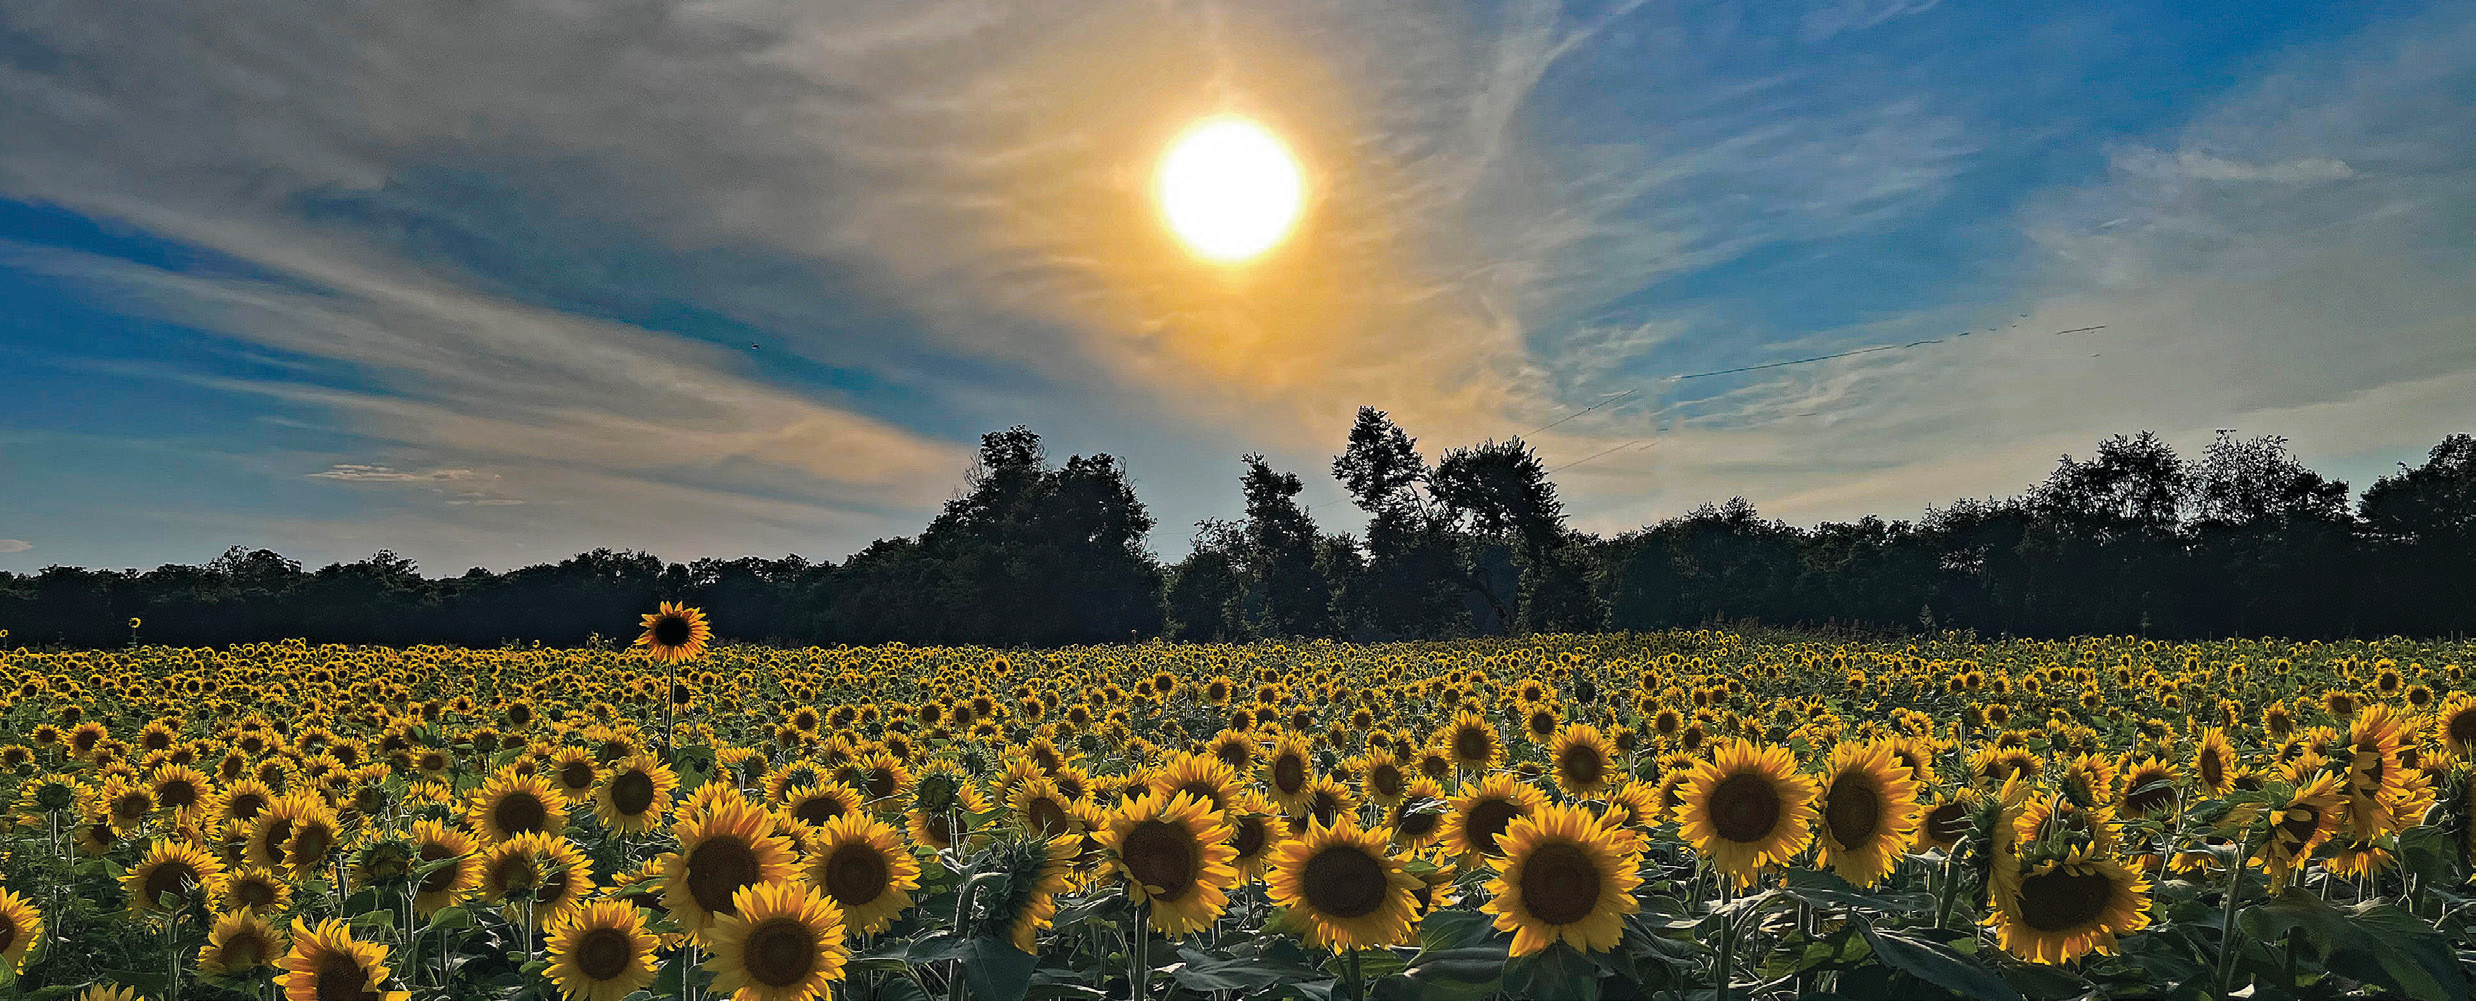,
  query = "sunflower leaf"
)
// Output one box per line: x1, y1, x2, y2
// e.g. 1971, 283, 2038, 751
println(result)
1858, 925, 2022, 1001
962, 936, 1040, 1001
